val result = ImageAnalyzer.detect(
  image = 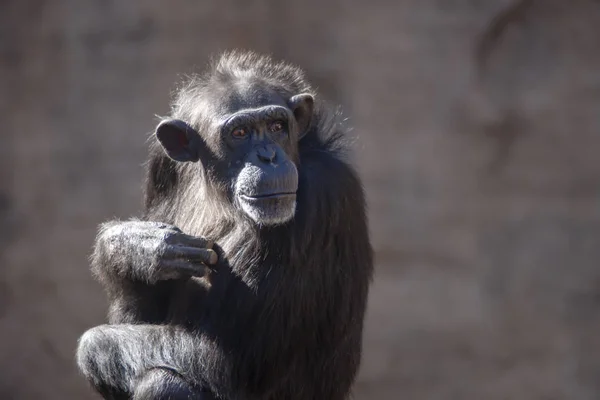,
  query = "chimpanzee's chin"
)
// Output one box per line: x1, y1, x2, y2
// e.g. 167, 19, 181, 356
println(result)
239, 194, 297, 226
